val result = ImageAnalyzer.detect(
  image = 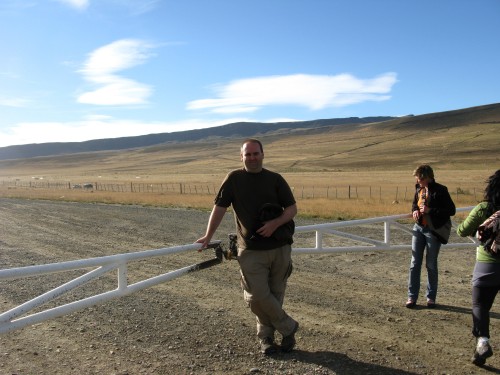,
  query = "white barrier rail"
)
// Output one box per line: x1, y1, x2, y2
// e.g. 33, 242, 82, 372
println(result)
293, 206, 477, 254
0, 206, 477, 334
0, 242, 222, 334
